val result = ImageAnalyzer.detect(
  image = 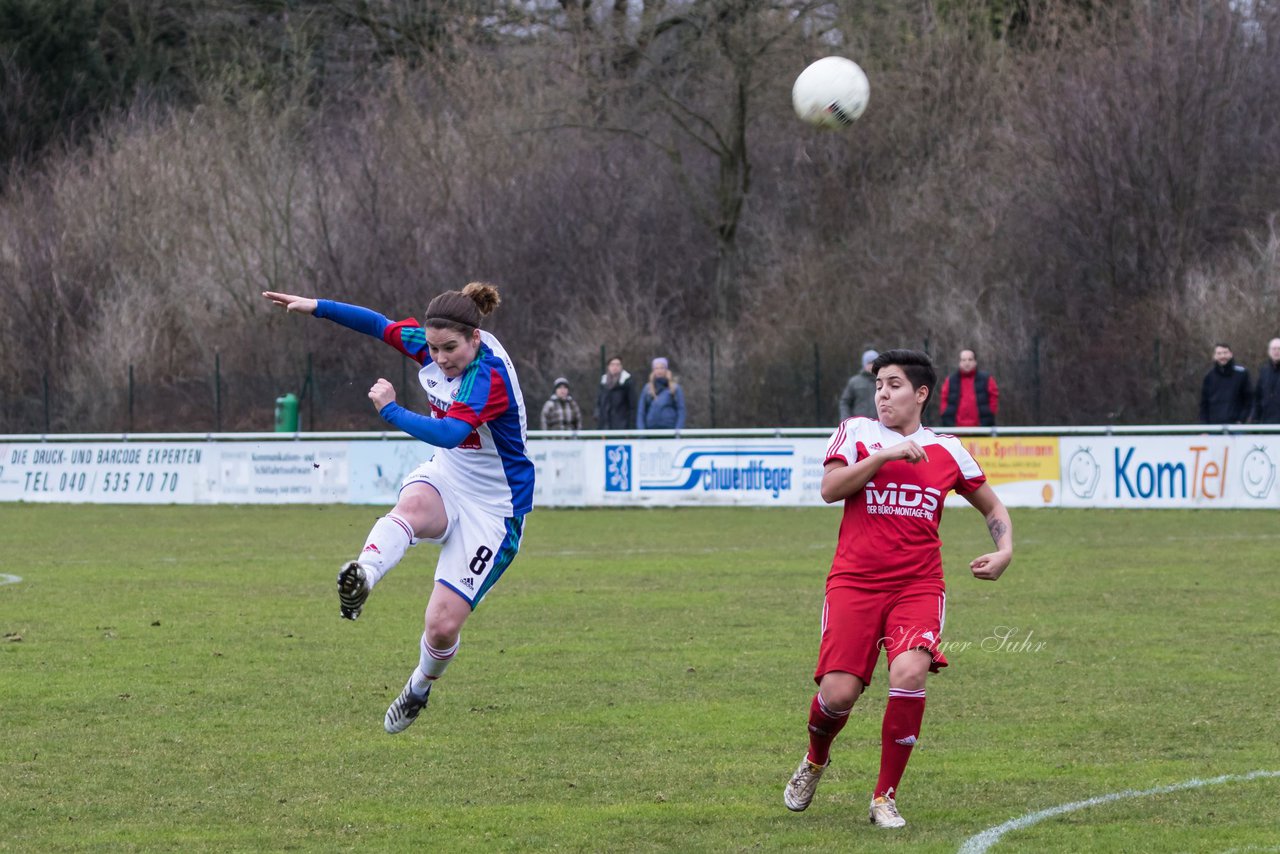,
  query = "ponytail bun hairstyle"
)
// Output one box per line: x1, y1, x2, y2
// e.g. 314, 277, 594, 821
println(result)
425, 282, 501, 333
